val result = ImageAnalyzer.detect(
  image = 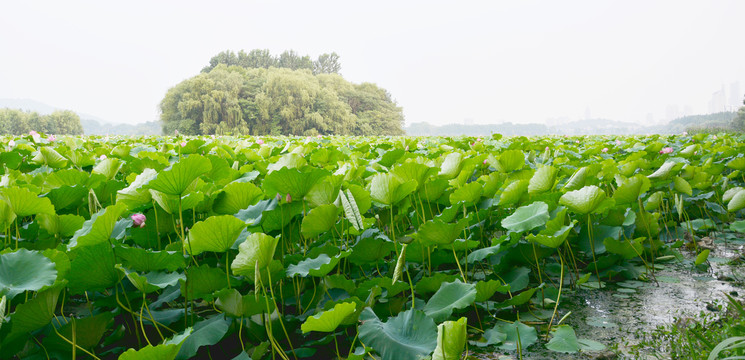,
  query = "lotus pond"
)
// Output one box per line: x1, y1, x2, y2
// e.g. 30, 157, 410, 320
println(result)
1, 132, 745, 359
